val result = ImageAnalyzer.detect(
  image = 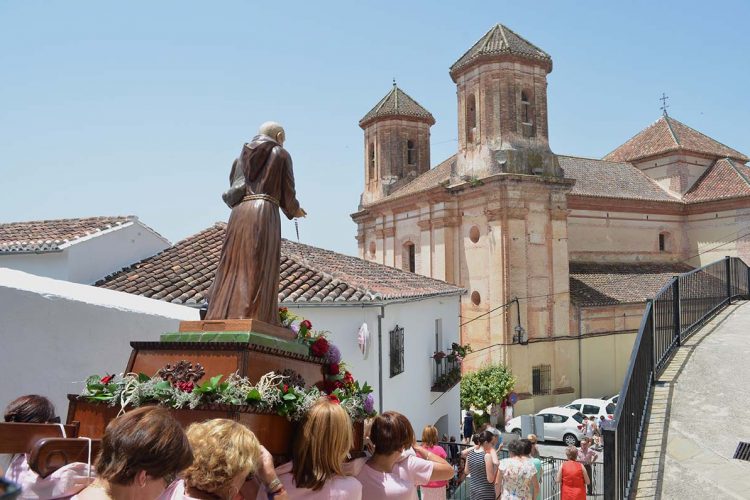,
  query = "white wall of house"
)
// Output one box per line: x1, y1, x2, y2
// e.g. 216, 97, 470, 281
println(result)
0, 220, 170, 285
0, 269, 198, 416
289, 294, 462, 439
